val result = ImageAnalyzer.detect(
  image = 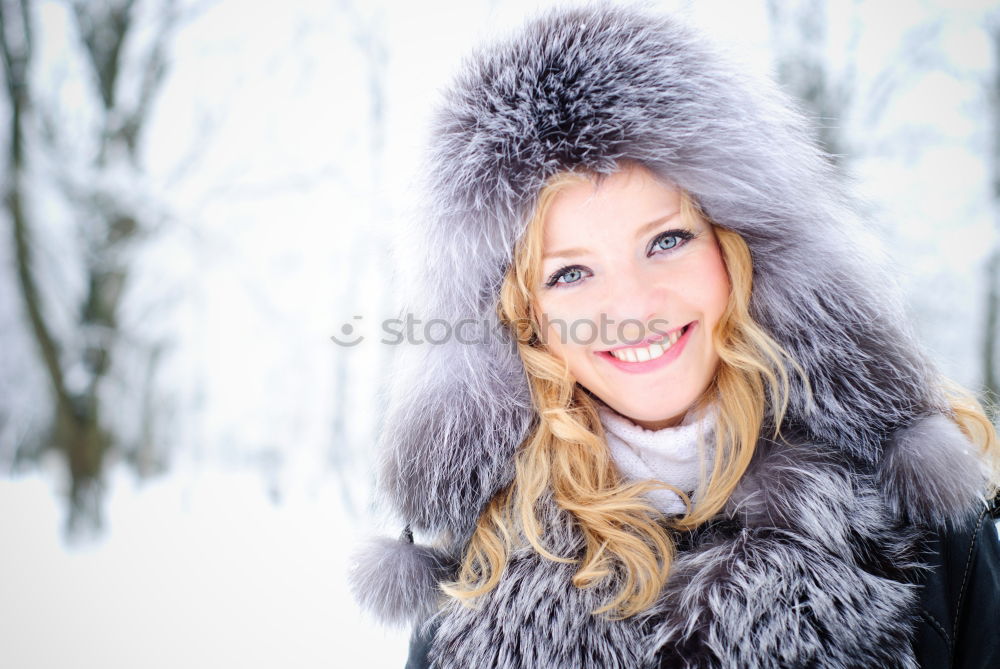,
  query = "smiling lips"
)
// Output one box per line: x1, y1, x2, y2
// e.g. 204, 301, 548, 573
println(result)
602, 322, 693, 363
